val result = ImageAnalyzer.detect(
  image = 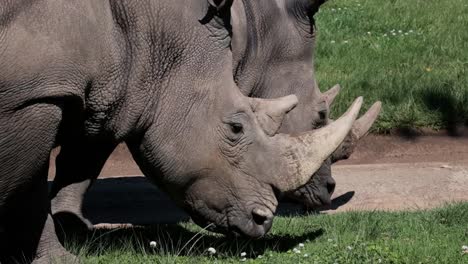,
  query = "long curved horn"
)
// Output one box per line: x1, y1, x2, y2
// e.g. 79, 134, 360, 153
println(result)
332, 101, 382, 162
352, 101, 382, 138
323, 84, 341, 107
276, 97, 363, 192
